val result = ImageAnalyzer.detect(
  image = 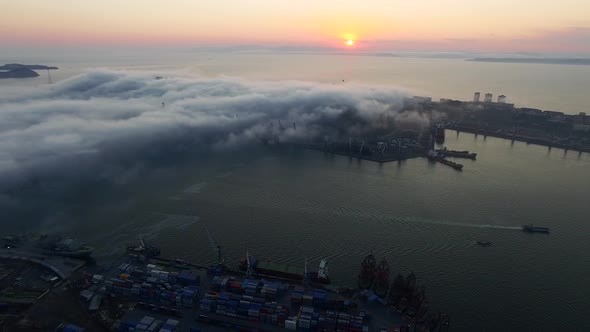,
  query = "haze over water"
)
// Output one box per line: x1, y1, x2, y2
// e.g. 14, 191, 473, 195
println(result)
2, 52, 590, 114
1, 54, 589, 331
